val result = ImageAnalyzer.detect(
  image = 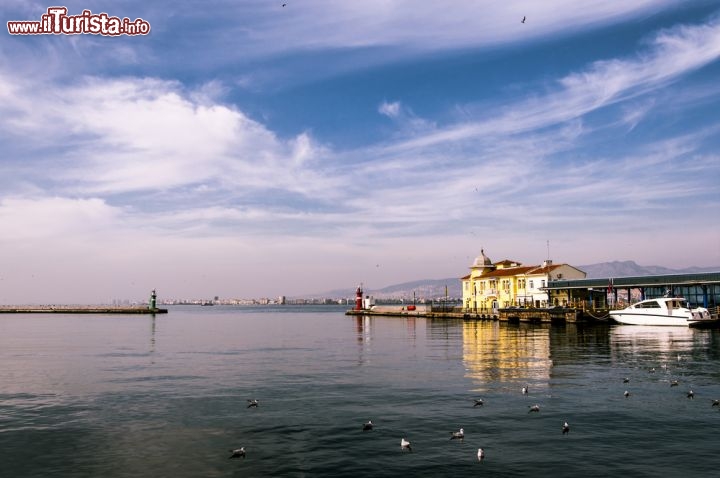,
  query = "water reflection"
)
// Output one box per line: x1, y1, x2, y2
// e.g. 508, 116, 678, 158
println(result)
149, 316, 156, 354
354, 315, 373, 365
609, 325, 714, 364
462, 321, 552, 390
